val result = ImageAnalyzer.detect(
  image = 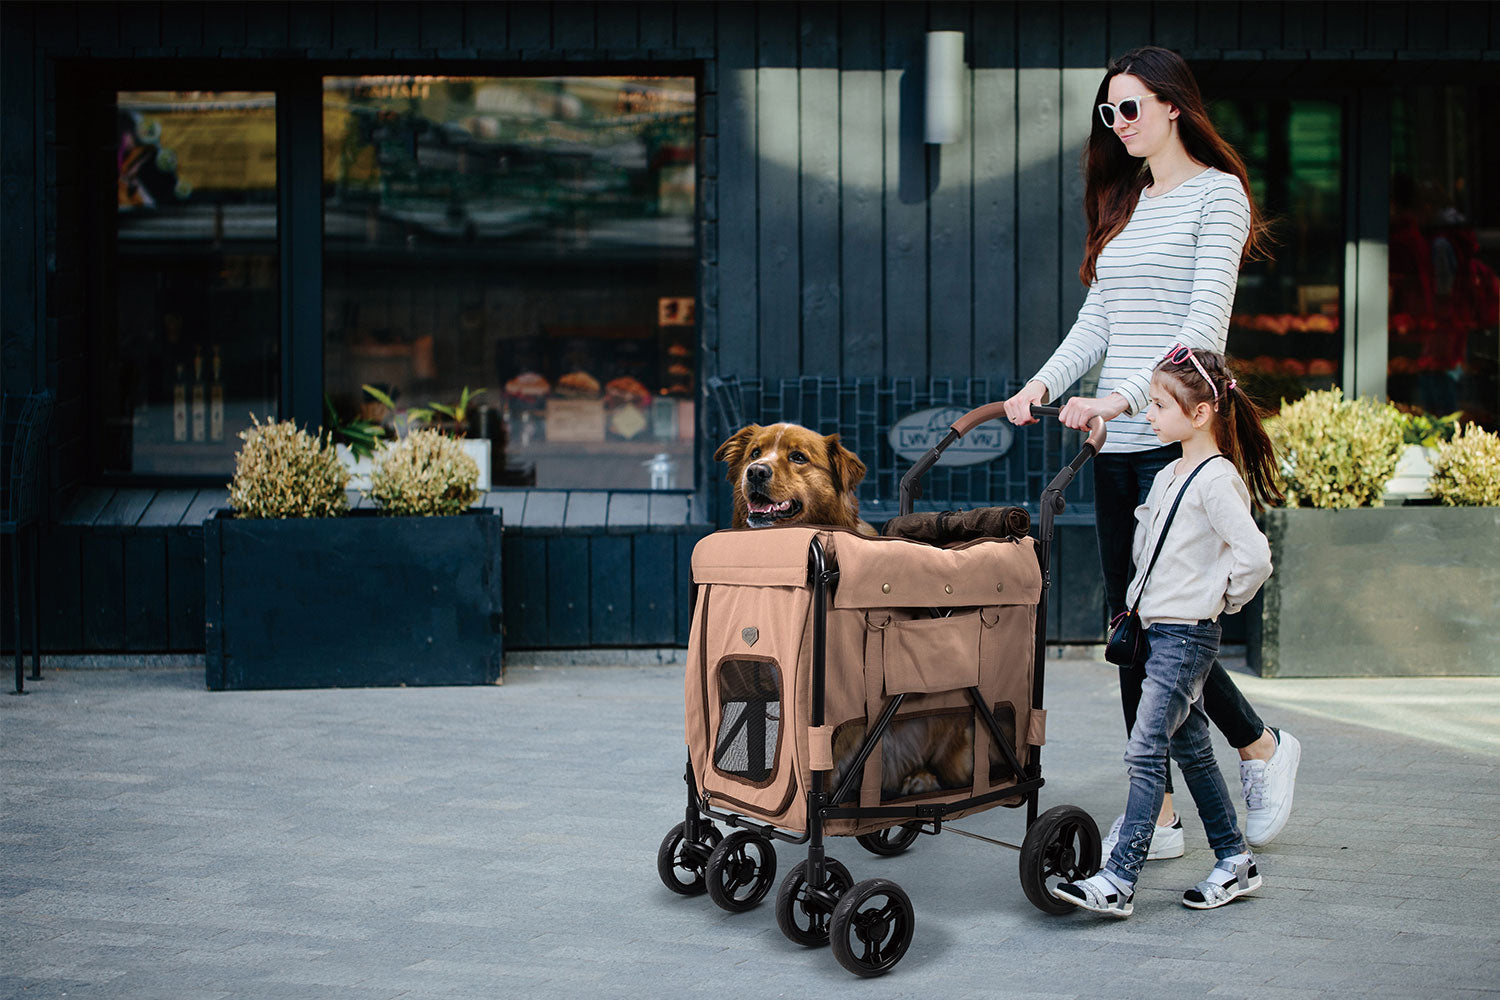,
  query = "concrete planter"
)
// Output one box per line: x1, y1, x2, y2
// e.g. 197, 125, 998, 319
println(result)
204, 508, 503, 690
1249, 505, 1500, 677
